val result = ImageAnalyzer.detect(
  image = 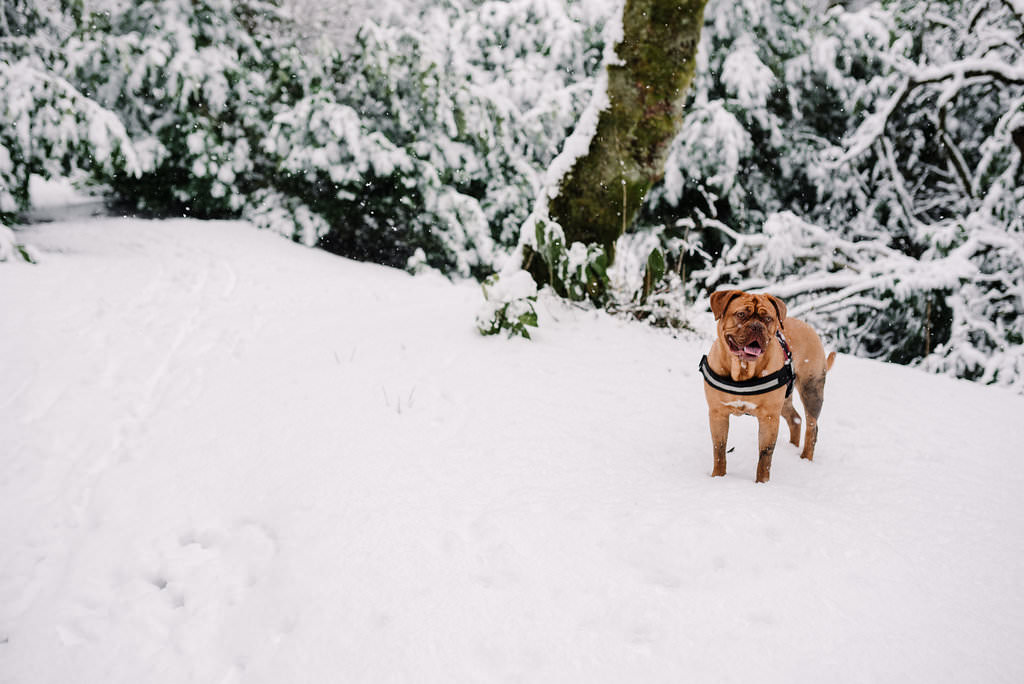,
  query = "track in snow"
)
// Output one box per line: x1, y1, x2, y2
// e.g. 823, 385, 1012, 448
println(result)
2, 218, 1023, 683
